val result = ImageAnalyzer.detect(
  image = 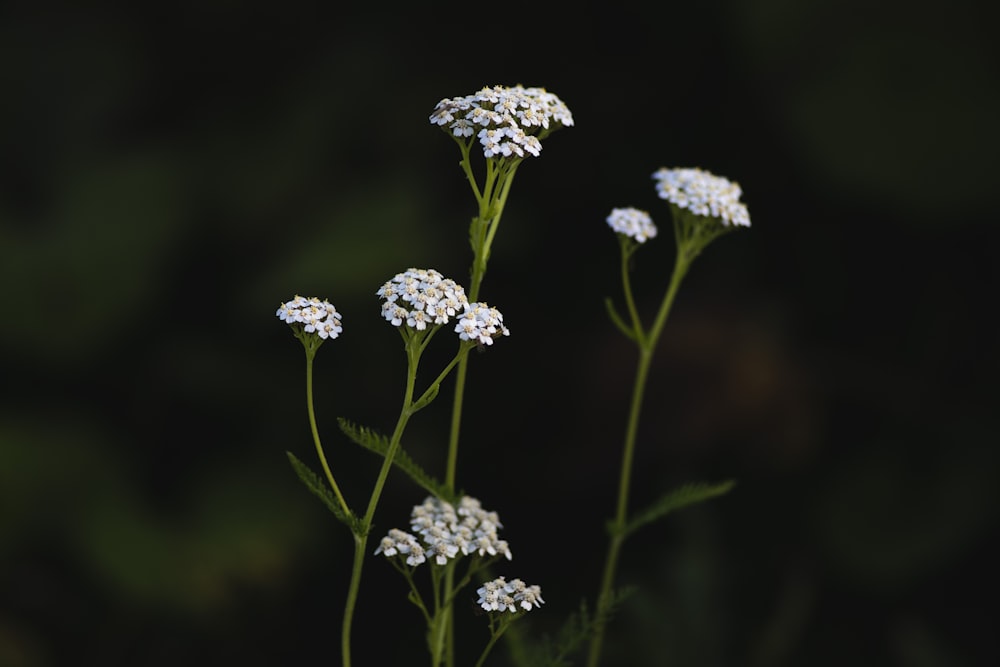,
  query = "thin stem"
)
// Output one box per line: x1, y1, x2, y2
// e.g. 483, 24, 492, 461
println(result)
340, 339, 421, 667
474, 618, 513, 667
619, 240, 648, 349
445, 357, 467, 491
304, 350, 351, 518
429, 562, 457, 667
586, 247, 693, 667
341, 533, 366, 667
415, 344, 472, 415
479, 164, 518, 277
446, 160, 519, 489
